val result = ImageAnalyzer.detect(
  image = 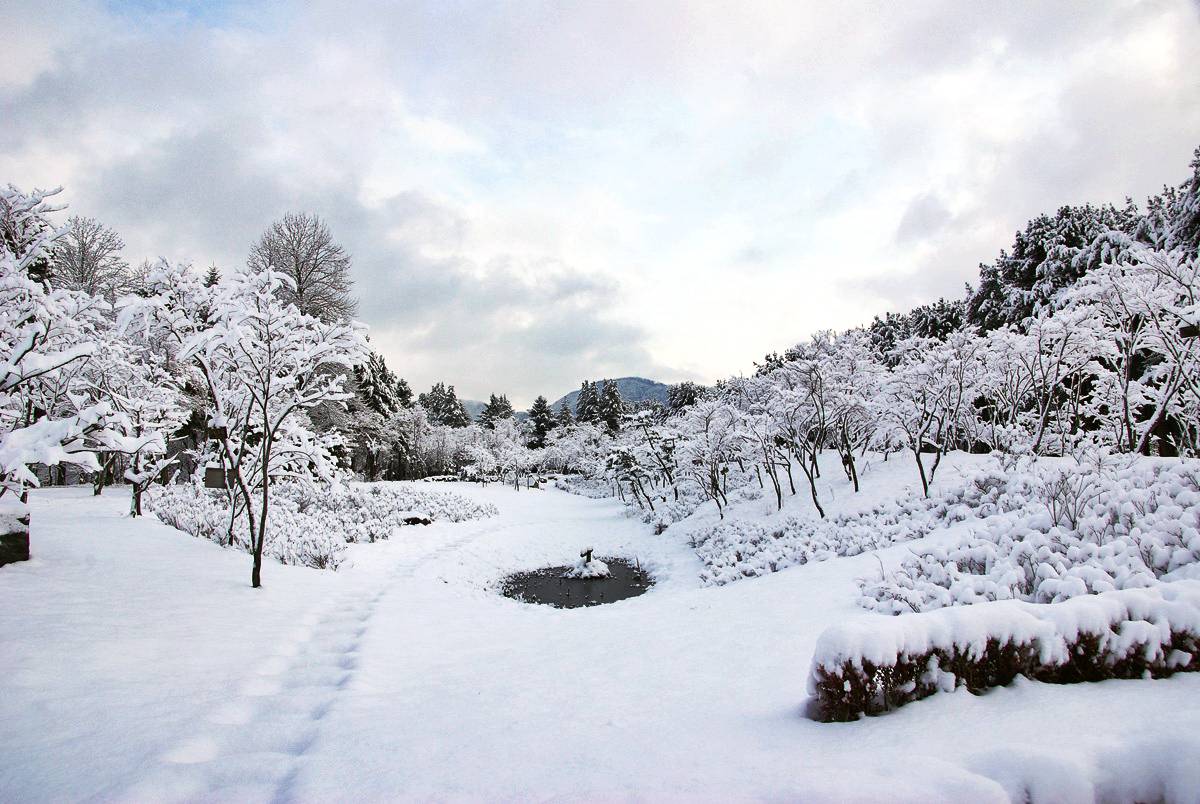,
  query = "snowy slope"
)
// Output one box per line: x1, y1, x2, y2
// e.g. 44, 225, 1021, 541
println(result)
3, 479, 1199, 801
